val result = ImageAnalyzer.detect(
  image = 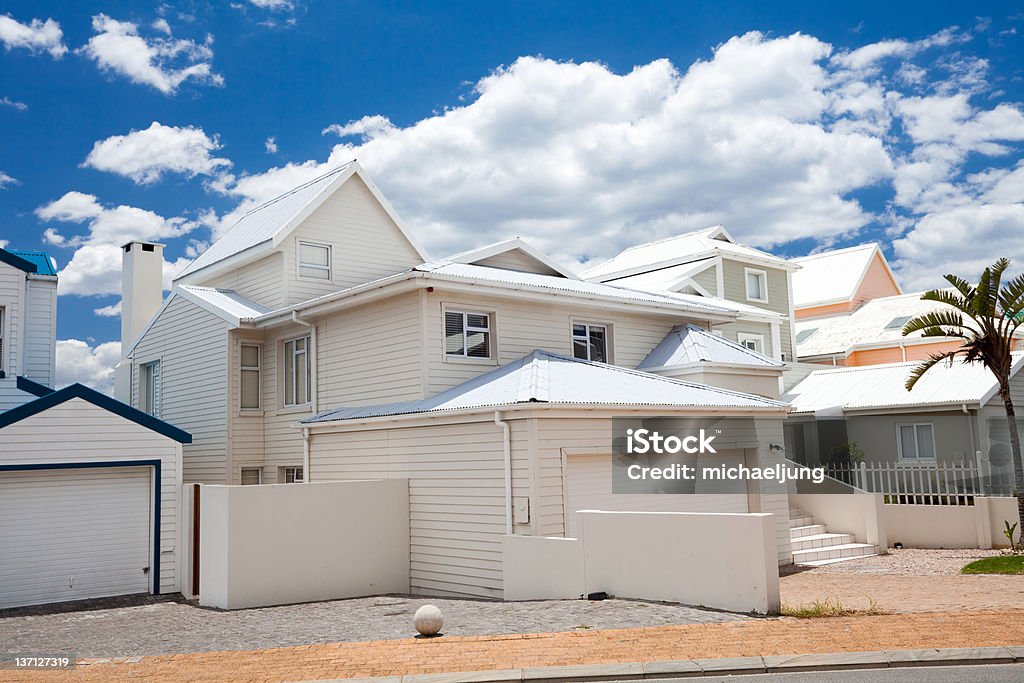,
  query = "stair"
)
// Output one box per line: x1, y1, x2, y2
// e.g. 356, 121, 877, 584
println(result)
789, 506, 878, 566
